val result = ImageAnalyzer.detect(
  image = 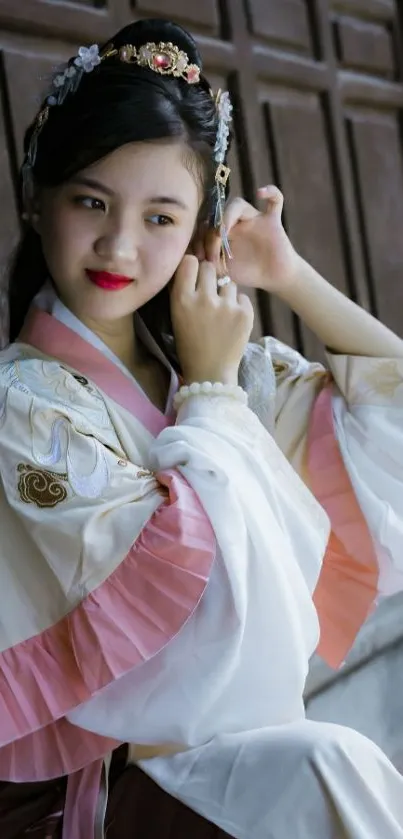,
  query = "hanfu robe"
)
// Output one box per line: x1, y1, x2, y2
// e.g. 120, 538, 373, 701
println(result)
0, 291, 402, 839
